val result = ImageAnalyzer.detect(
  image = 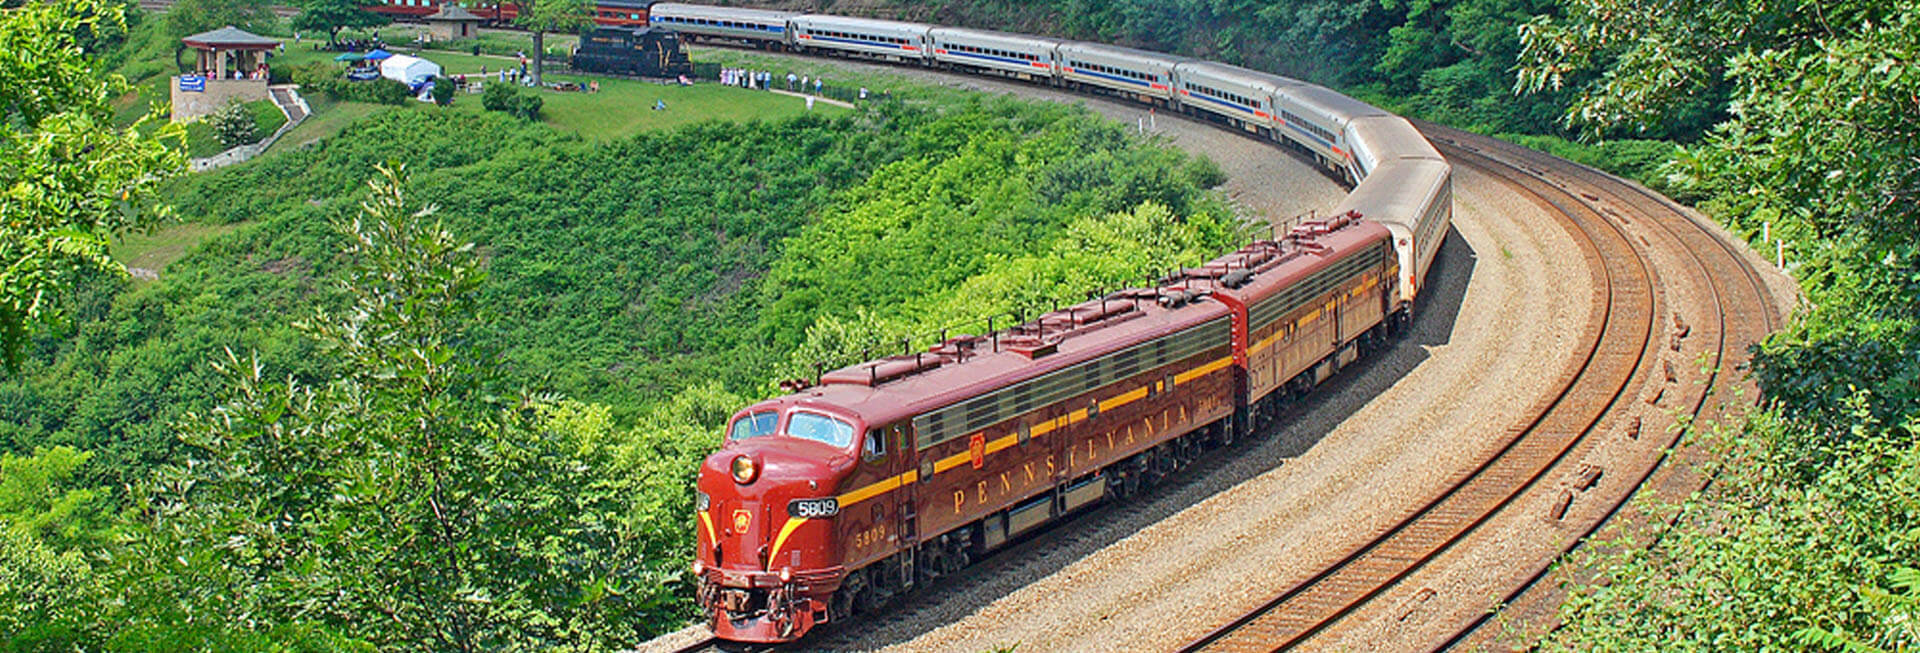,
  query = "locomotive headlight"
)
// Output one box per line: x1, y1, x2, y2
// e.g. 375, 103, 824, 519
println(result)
696, 490, 710, 512
692, 561, 704, 576
730, 455, 758, 485
779, 566, 793, 583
